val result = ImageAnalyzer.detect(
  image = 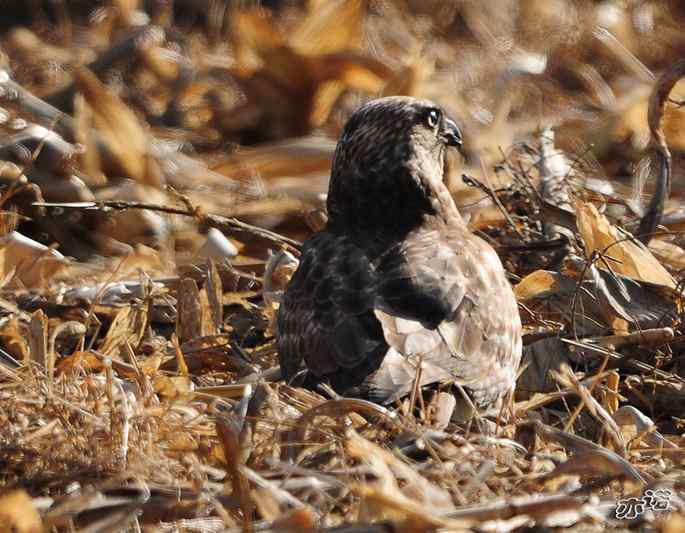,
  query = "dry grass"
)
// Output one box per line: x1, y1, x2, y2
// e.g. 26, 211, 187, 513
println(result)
2, 1, 685, 531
